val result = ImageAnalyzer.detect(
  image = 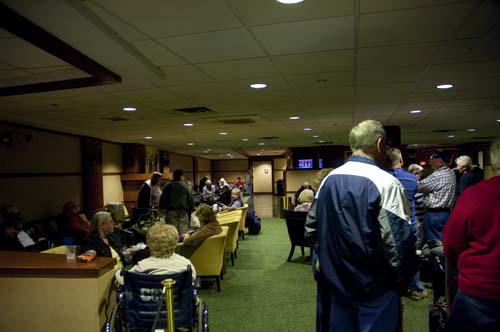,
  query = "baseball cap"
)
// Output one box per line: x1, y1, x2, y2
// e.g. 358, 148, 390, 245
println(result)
430, 150, 451, 163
